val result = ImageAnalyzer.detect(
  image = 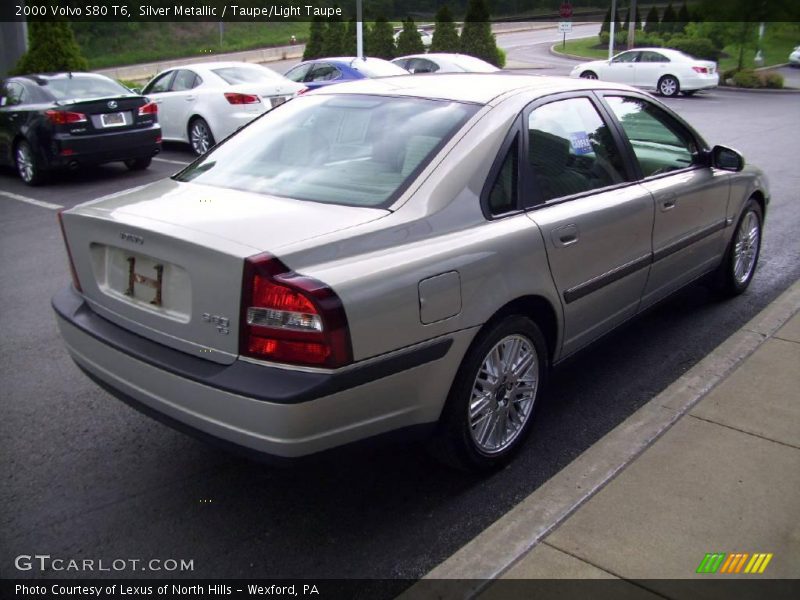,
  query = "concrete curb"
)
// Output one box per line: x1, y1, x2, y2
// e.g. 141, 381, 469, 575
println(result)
548, 44, 592, 62
715, 85, 800, 94
399, 279, 800, 599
